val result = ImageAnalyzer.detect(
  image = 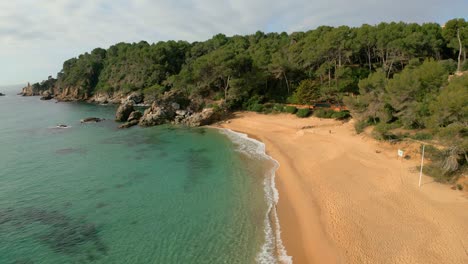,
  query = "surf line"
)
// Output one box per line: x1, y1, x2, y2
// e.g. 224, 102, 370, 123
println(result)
216, 128, 292, 264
